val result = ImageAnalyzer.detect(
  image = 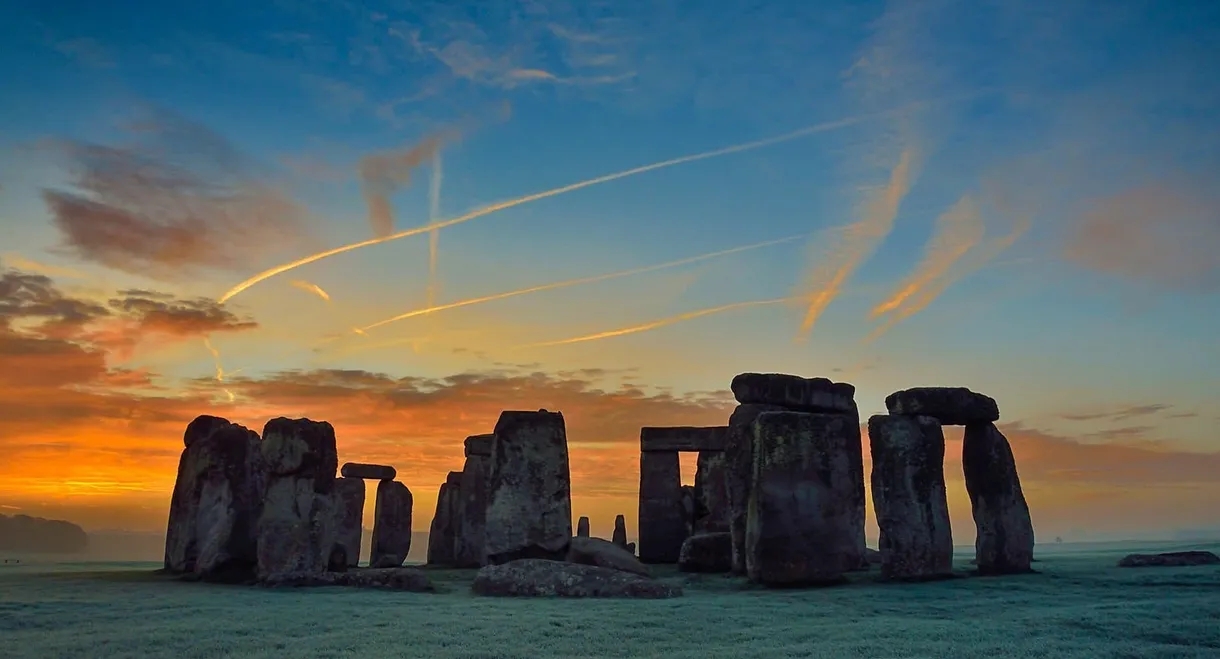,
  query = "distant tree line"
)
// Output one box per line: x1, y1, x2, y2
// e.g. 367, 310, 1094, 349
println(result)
0, 514, 89, 553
